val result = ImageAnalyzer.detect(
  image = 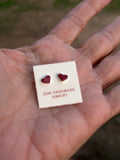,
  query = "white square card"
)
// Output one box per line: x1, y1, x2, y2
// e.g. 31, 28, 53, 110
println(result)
33, 61, 82, 108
